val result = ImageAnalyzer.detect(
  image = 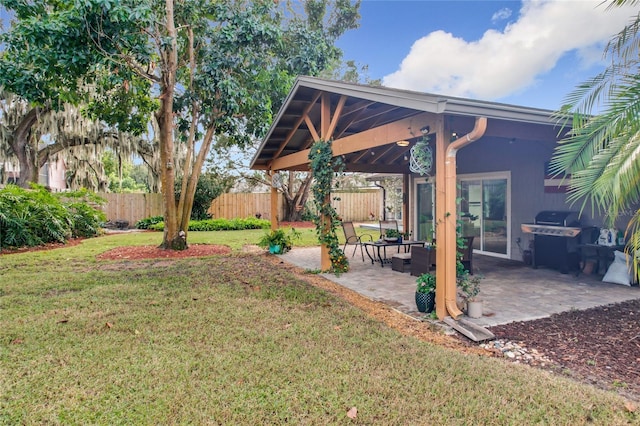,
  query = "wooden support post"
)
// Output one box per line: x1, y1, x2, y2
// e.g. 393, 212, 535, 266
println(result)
320, 93, 332, 271
434, 116, 447, 320
270, 171, 278, 231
